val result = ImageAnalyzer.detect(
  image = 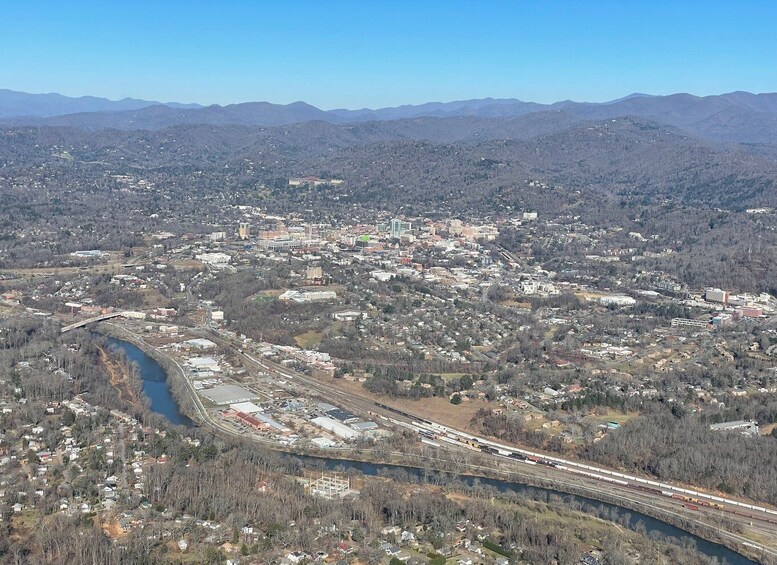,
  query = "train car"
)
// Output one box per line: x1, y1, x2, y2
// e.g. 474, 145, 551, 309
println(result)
672, 494, 699, 504
450, 436, 481, 450
480, 445, 498, 455
683, 504, 699, 511
696, 501, 723, 511
635, 485, 663, 496
509, 452, 527, 461
374, 402, 422, 422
